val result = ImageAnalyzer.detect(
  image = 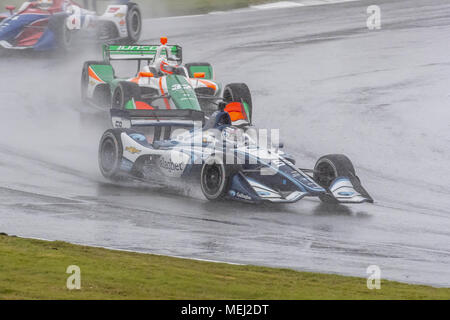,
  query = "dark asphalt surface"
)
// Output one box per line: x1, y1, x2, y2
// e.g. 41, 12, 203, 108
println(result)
0, 0, 449, 287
